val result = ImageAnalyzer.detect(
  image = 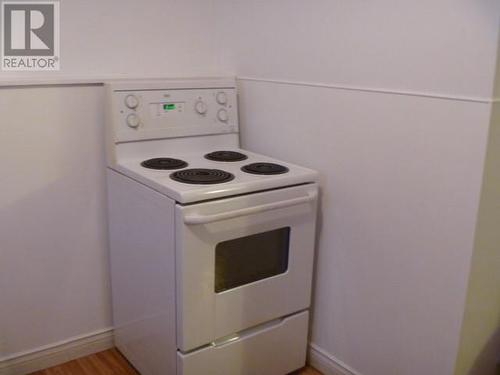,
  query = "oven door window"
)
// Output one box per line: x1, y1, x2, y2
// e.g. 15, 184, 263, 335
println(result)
215, 227, 290, 293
